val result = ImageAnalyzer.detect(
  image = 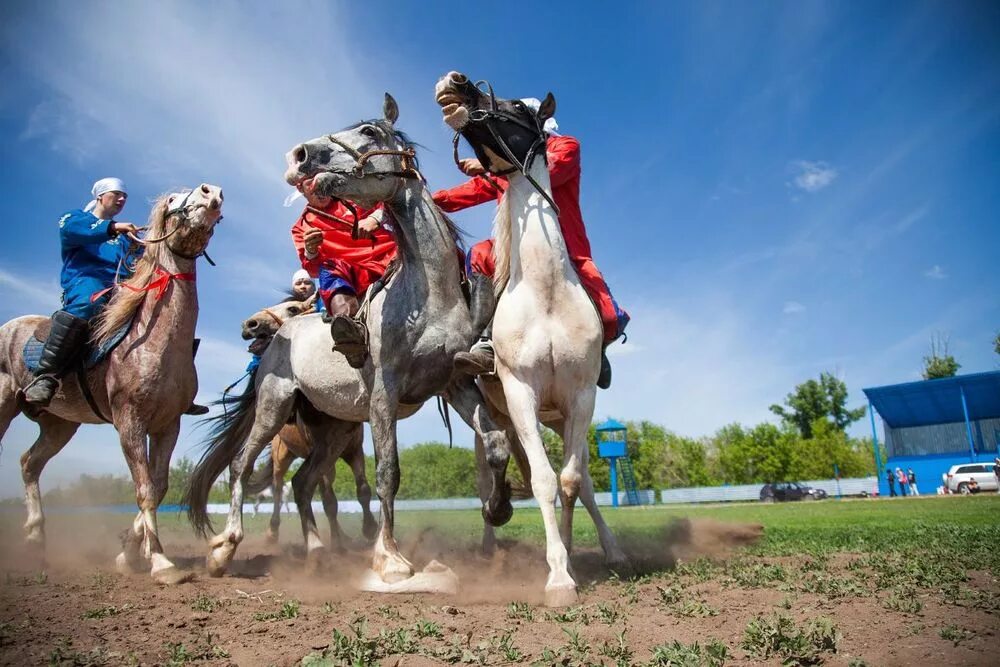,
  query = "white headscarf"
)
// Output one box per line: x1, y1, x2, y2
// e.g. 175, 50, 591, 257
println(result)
520, 98, 560, 136
84, 177, 127, 213
292, 269, 311, 284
